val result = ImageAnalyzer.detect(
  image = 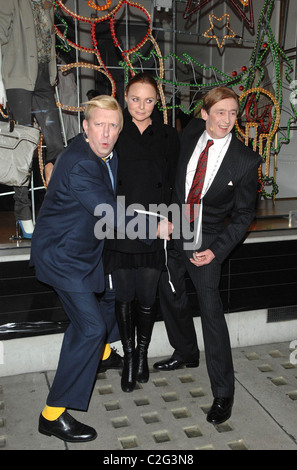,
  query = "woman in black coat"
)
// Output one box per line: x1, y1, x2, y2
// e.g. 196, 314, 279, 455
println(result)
104, 72, 180, 392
